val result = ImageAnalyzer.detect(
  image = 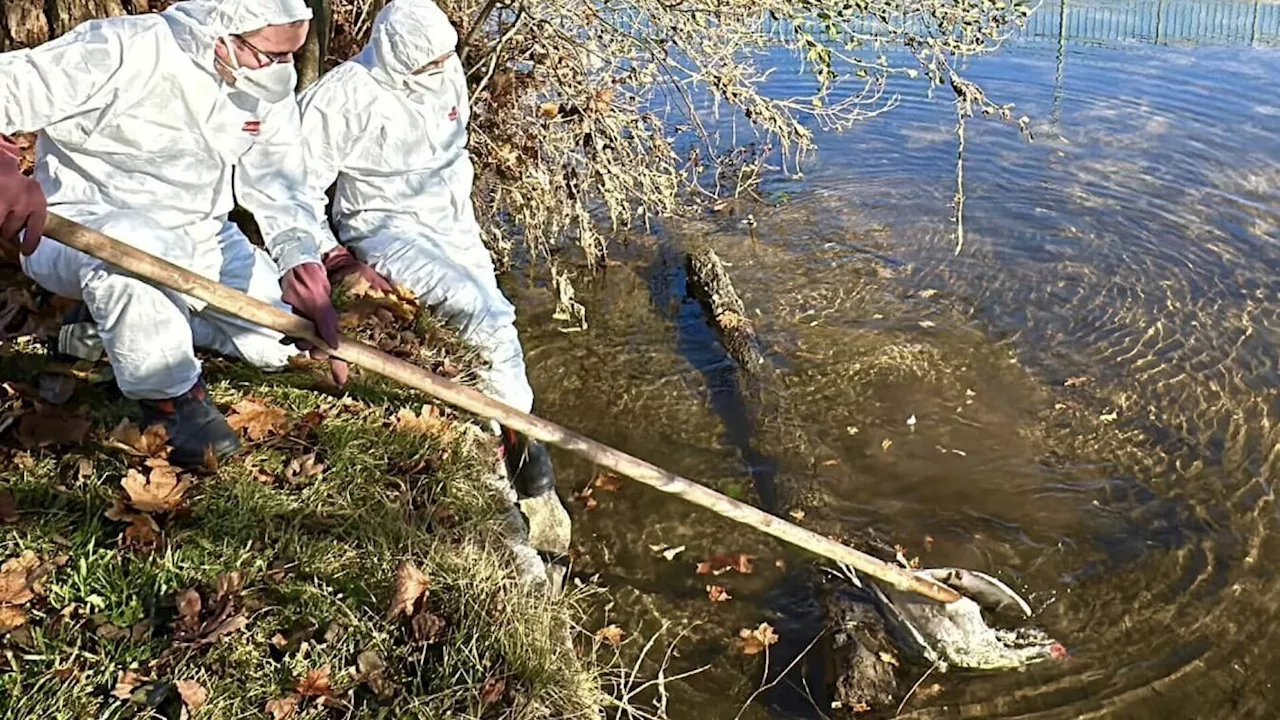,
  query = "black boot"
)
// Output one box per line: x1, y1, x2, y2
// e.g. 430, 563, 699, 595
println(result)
501, 428, 558, 499
138, 378, 241, 469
